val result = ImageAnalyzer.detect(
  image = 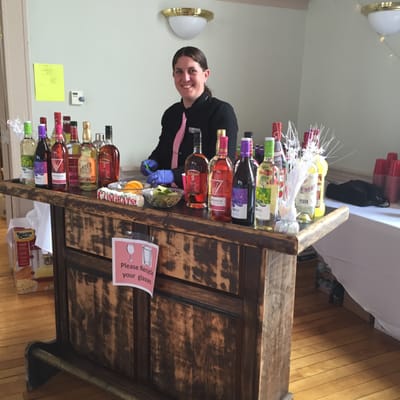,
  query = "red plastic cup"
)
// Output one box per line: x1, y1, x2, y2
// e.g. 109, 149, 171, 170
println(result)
384, 160, 400, 203
374, 158, 388, 175
388, 159, 400, 176
373, 158, 388, 190
387, 152, 398, 164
